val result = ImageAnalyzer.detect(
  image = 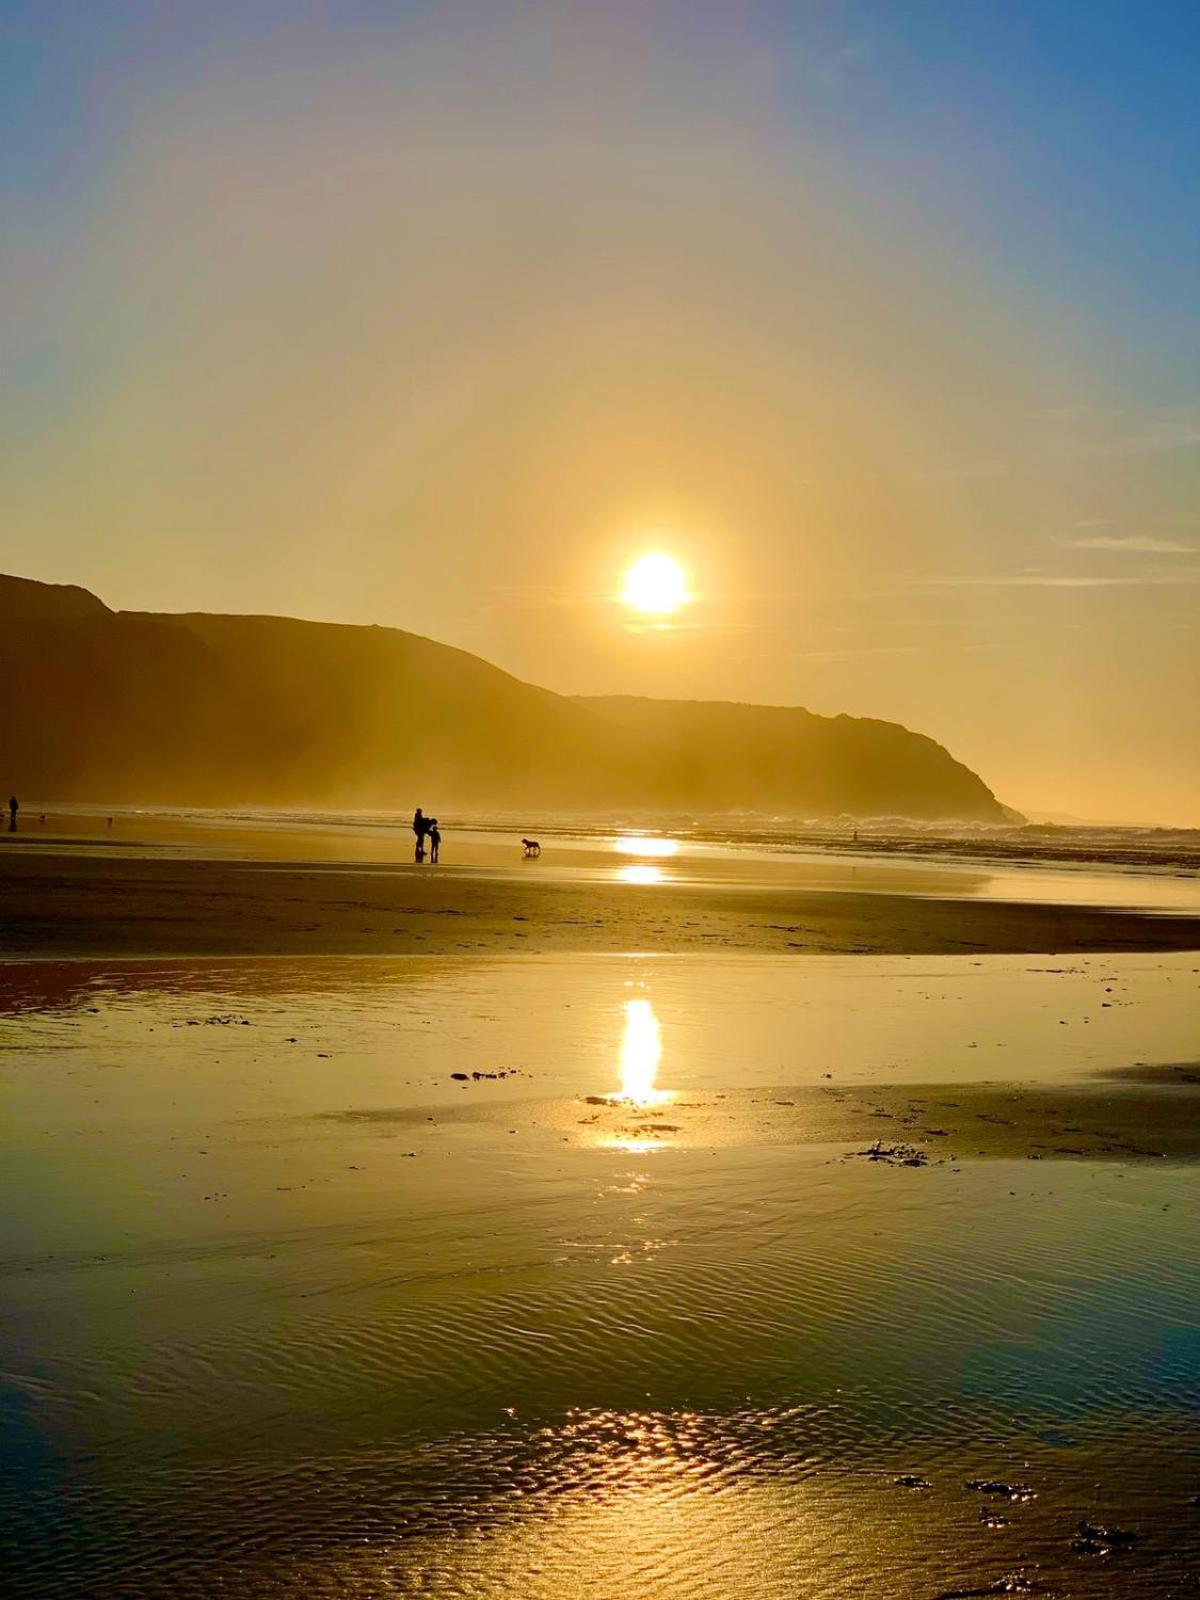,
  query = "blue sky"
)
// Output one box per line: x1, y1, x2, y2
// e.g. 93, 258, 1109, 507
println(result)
5, 1, 1195, 363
